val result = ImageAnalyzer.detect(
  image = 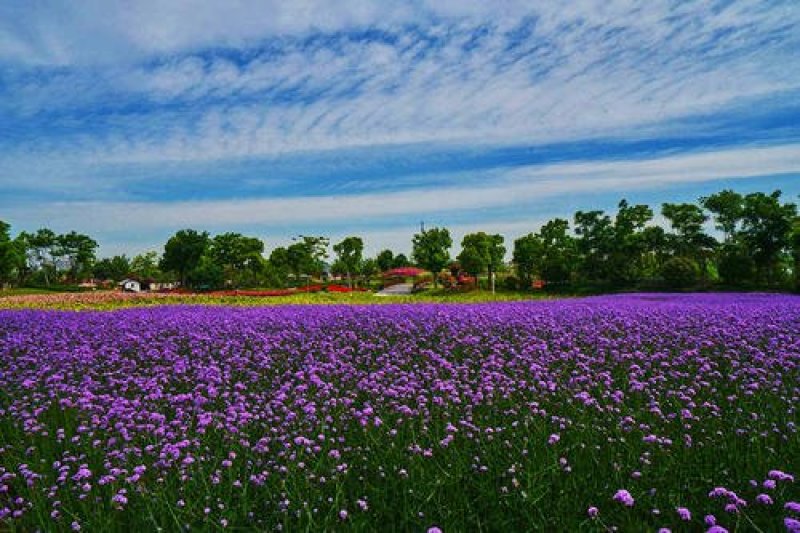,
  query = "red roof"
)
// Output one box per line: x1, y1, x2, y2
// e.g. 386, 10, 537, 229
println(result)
382, 267, 427, 278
